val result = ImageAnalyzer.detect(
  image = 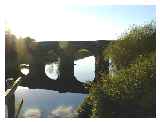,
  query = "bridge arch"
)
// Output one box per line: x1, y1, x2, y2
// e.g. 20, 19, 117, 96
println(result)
23, 41, 109, 89
73, 48, 95, 60
44, 49, 60, 81
45, 57, 60, 80
74, 48, 95, 82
